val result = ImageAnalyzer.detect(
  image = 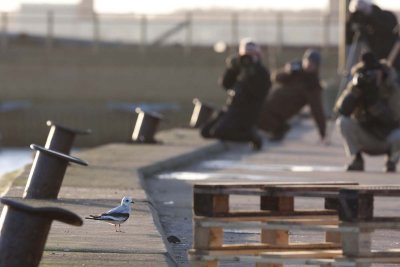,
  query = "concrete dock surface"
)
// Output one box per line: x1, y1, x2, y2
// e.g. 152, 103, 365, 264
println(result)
2, 119, 400, 266
2, 129, 225, 267
145, 119, 400, 266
